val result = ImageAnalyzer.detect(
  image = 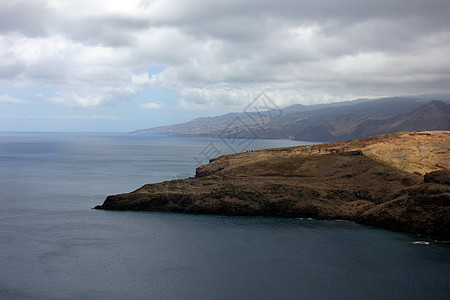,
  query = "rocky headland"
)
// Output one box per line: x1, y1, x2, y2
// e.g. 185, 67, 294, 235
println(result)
95, 131, 450, 240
